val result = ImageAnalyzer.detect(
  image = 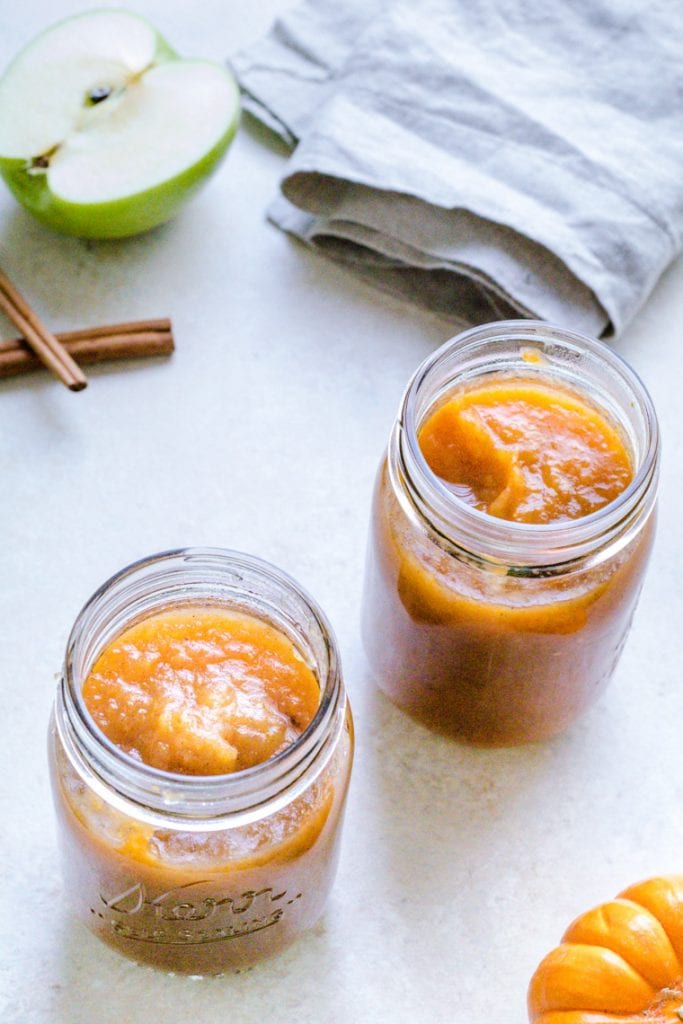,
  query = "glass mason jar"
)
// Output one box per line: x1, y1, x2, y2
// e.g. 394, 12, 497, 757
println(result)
49, 548, 353, 974
362, 321, 659, 746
